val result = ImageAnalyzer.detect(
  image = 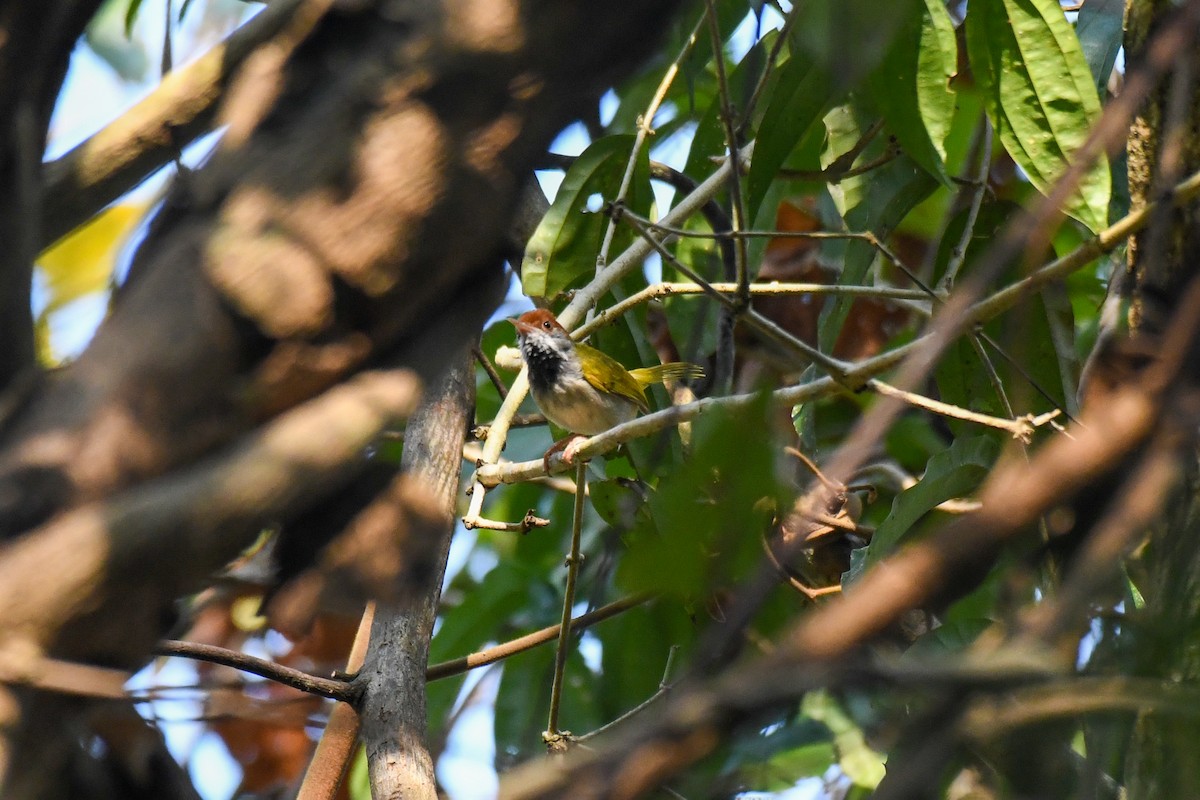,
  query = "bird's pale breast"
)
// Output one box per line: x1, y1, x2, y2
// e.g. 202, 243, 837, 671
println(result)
531, 374, 639, 435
